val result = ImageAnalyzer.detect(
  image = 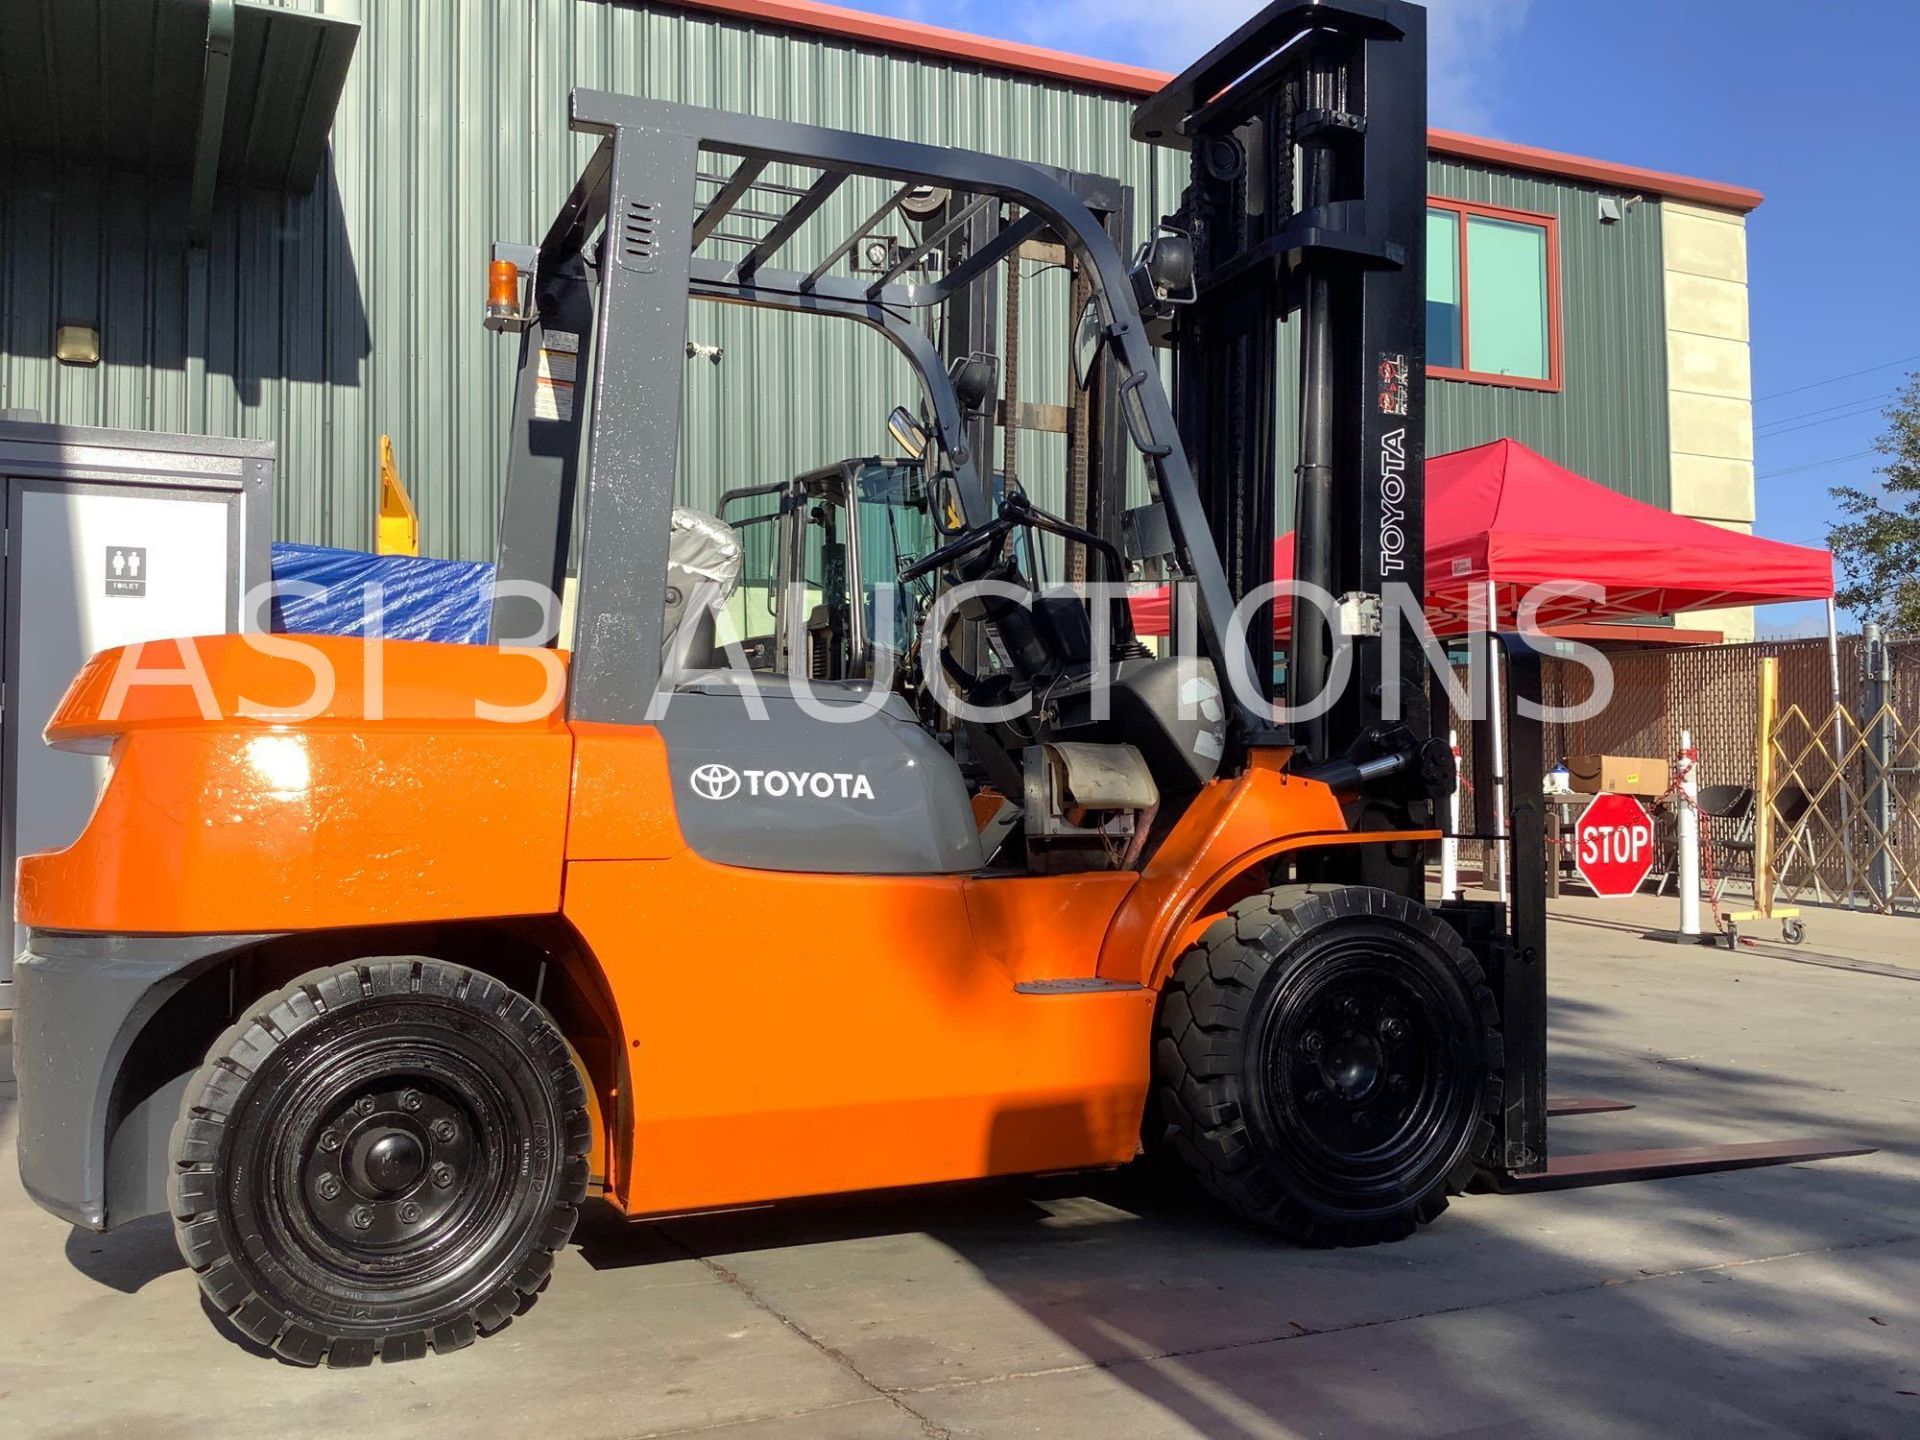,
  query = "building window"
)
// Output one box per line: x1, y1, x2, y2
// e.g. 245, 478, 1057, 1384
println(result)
1426, 198, 1561, 391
